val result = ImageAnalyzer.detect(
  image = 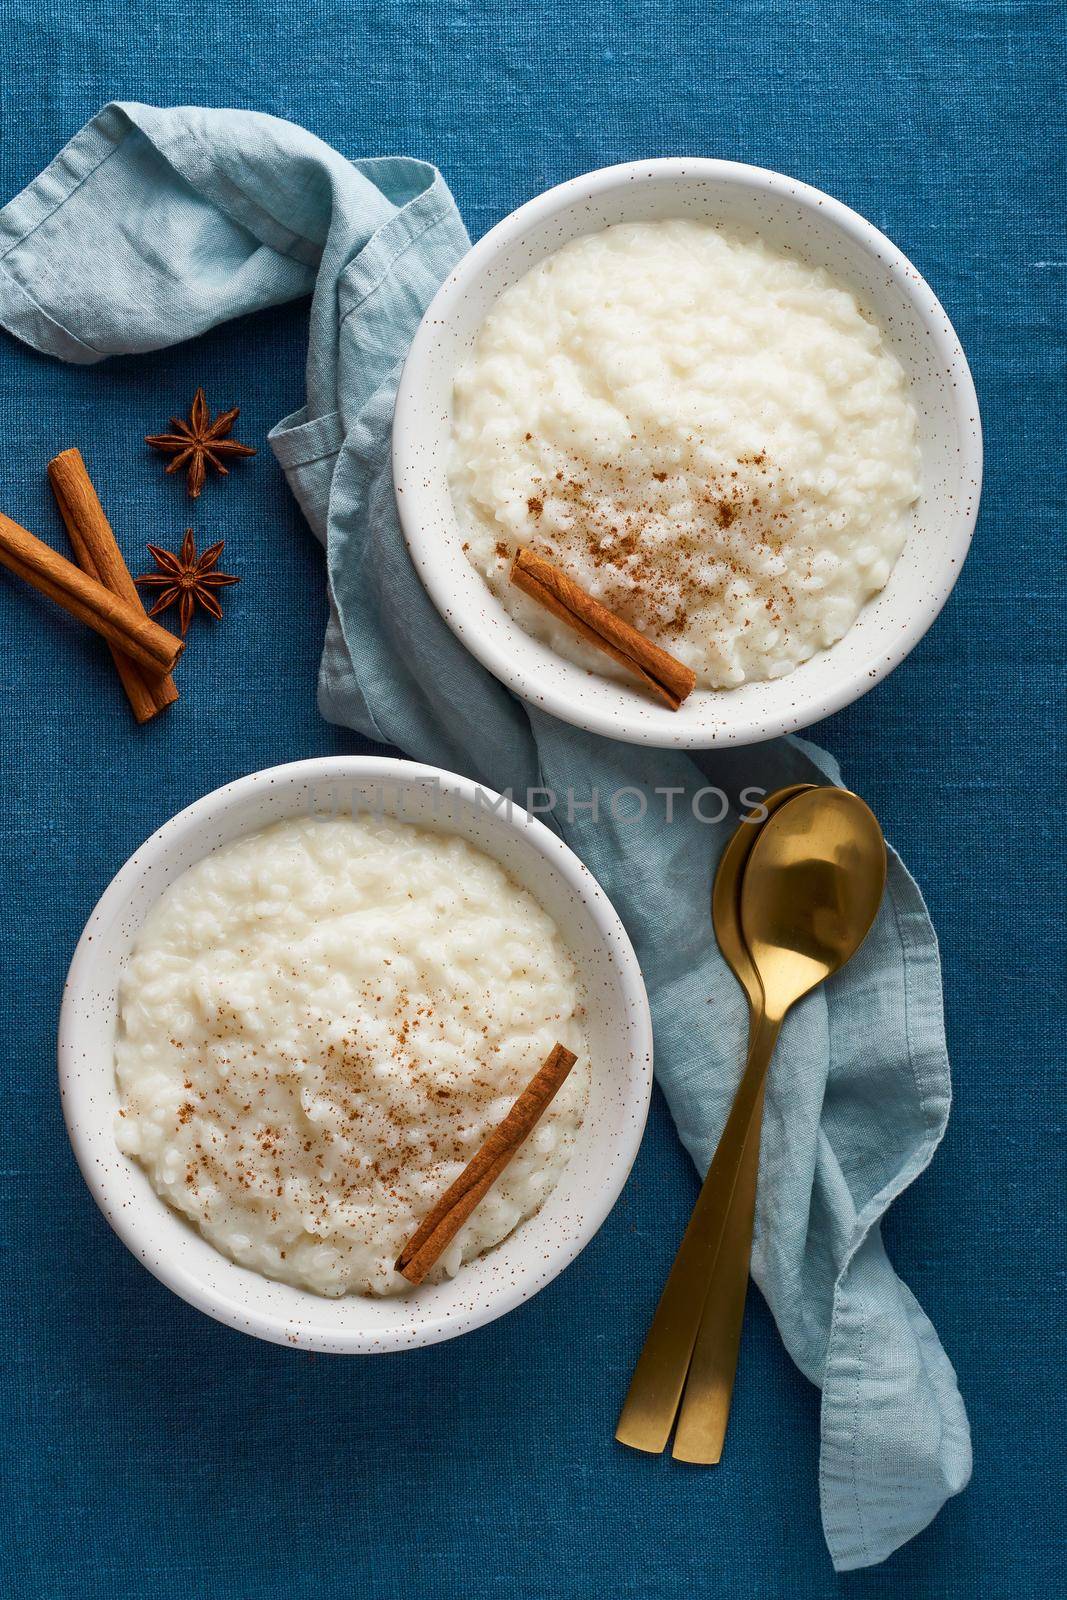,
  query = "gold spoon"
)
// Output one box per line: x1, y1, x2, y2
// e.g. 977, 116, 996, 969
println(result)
671, 783, 815, 1463
616, 787, 887, 1456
